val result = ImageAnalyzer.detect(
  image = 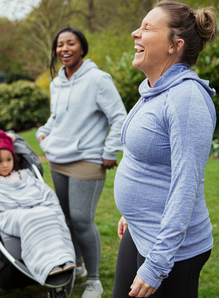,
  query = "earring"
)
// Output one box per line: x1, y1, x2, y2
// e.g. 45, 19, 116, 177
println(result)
169, 49, 173, 54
